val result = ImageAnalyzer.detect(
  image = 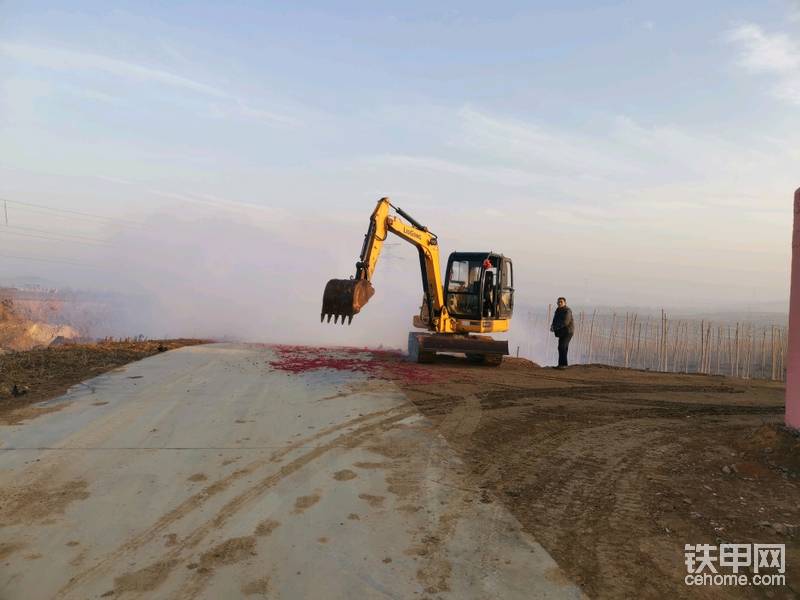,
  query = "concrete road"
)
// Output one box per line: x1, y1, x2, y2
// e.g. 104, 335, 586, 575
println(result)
0, 344, 583, 599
